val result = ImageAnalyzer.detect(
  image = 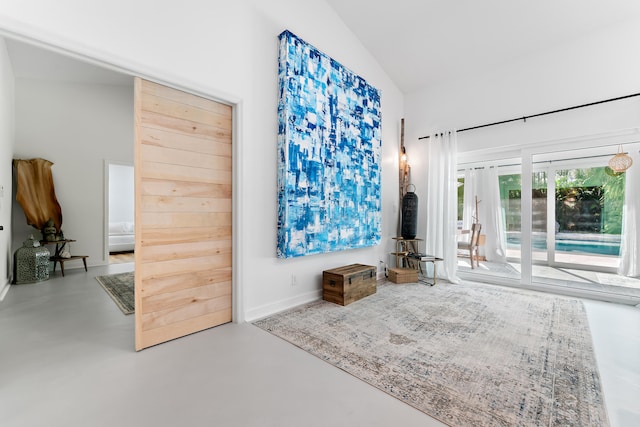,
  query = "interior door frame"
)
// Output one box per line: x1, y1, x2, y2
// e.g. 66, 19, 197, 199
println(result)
0, 25, 244, 324
131, 82, 243, 325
